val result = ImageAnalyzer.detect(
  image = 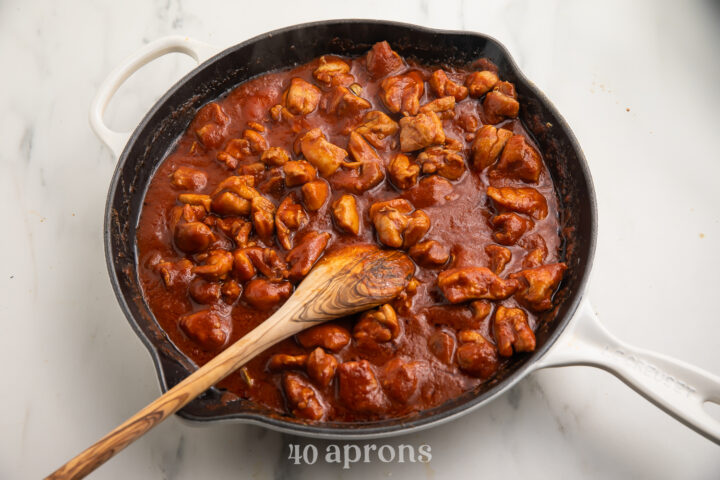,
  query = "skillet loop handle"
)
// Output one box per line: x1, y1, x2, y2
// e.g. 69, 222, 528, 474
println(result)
89, 36, 219, 158
535, 299, 720, 444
